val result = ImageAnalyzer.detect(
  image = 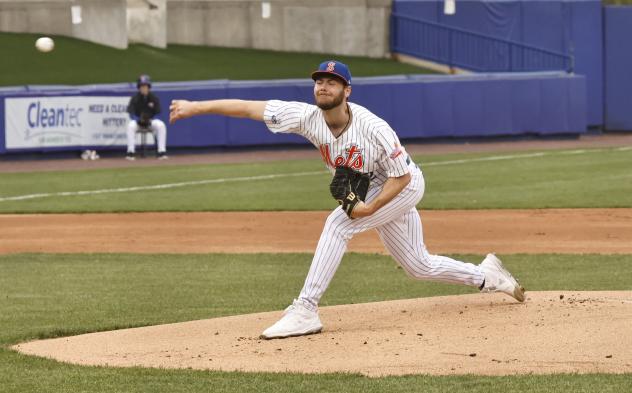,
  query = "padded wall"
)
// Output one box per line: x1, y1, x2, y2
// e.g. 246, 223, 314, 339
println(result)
0, 73, 587, 154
